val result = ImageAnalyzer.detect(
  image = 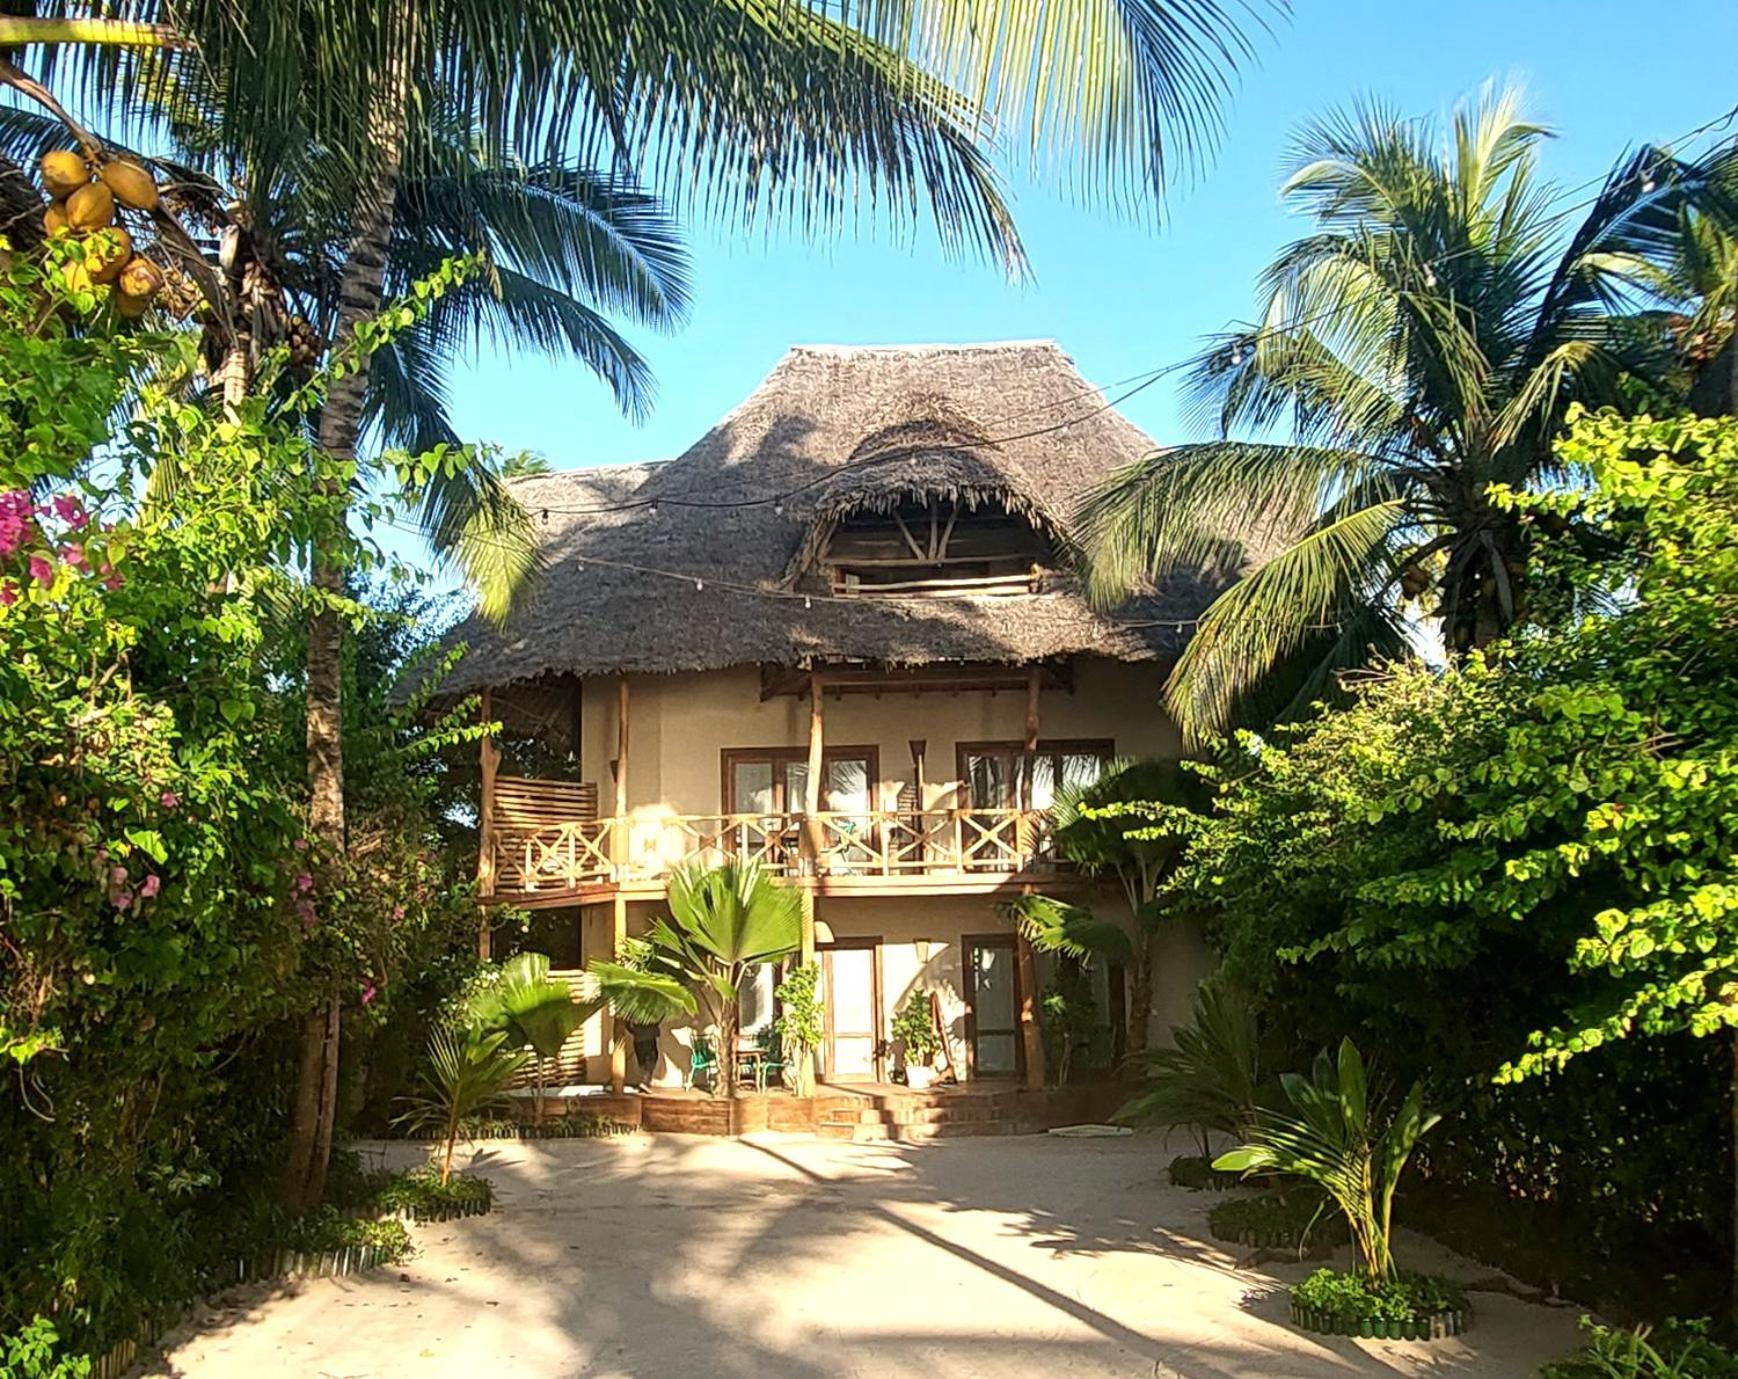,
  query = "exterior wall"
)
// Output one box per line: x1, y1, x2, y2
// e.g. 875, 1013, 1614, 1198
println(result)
540, 656, 1213, 1087
580, 655, 1181, 818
